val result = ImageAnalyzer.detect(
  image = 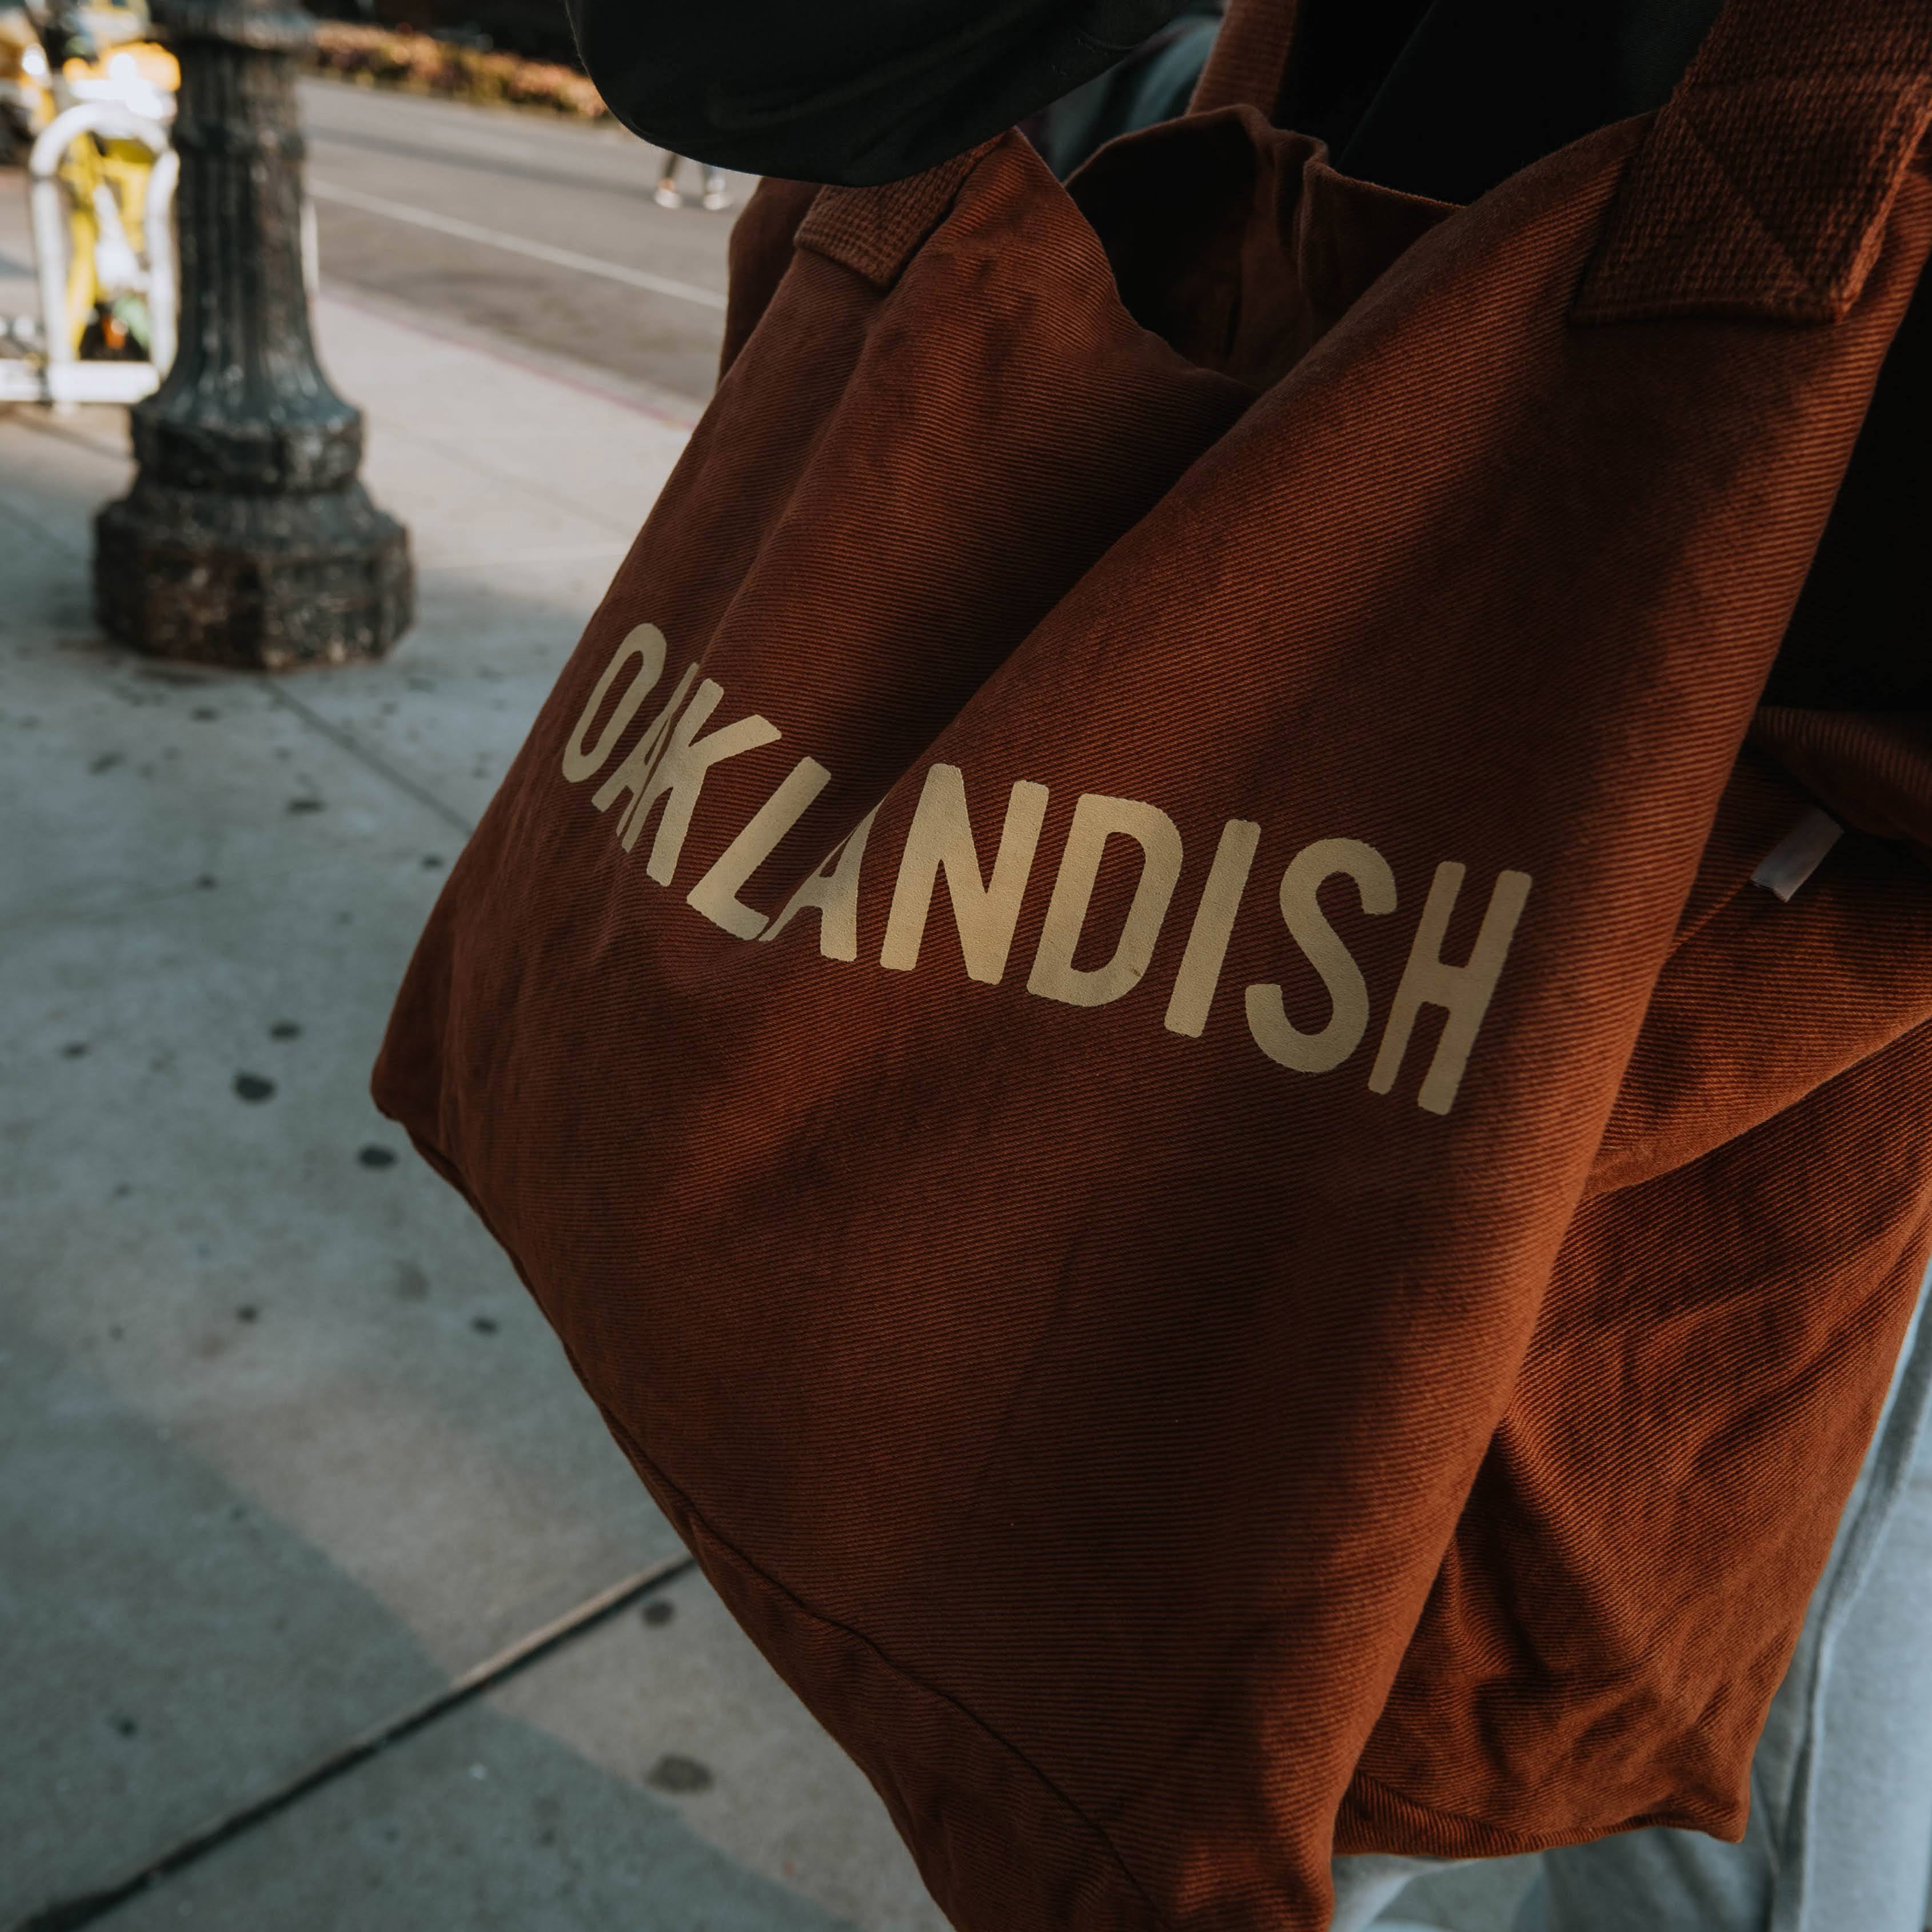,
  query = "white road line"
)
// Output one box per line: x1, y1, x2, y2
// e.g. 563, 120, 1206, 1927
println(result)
417, 544, 633, 569
308, 179, 729, 312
